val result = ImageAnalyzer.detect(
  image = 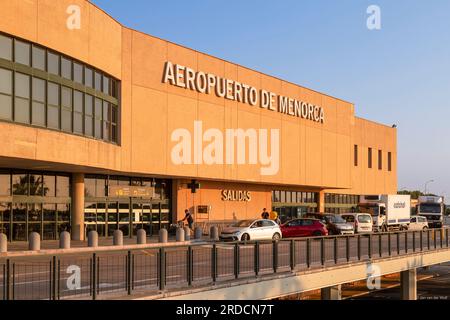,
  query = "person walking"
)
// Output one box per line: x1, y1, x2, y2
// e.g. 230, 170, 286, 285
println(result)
261, 208, 269, 219
181, 209, 194, 230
